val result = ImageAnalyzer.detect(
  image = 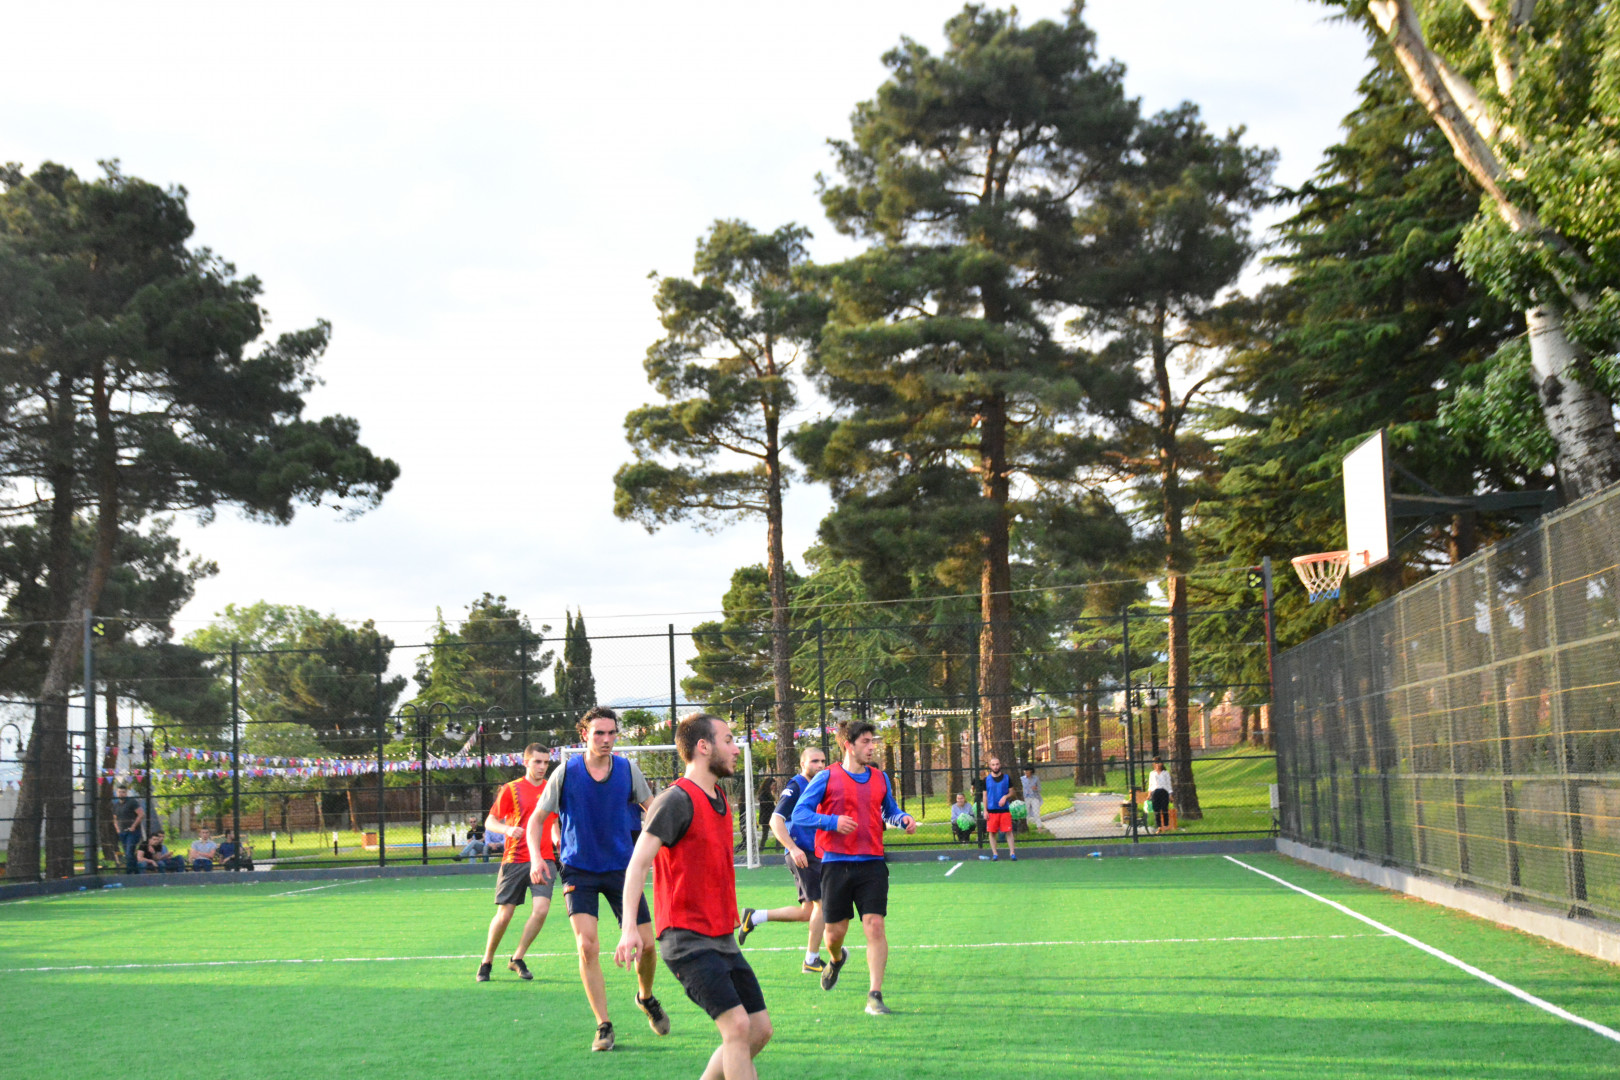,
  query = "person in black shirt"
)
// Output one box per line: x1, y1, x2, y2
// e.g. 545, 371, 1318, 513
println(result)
114, 786, 144, 874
